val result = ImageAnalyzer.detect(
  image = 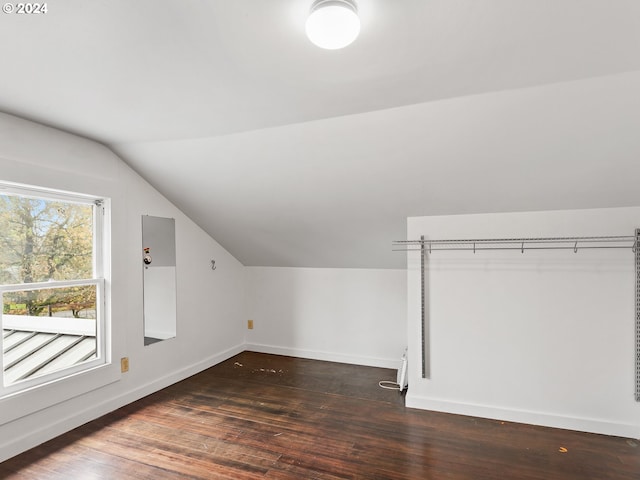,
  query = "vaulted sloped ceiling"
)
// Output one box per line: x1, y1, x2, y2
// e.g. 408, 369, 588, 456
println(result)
1, 1, 640, 268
